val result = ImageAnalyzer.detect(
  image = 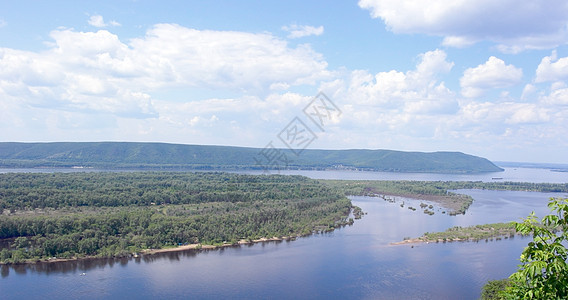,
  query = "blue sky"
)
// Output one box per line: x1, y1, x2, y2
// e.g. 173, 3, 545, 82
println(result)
1, 1, 567, 163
